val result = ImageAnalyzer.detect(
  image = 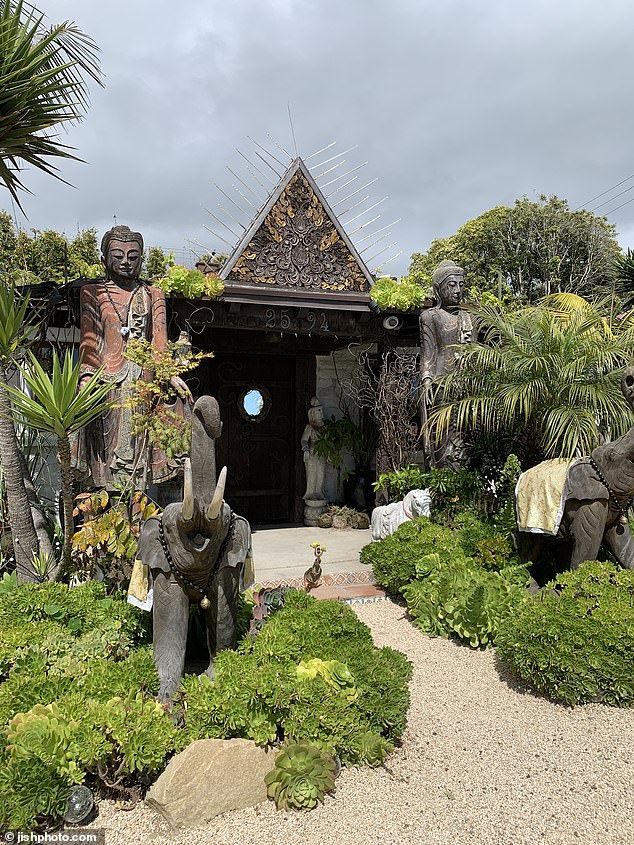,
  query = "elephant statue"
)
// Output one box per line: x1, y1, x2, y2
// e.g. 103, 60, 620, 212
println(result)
138, 395, 252, 702
515, 367, 634, 585
371, 489, 432, 541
